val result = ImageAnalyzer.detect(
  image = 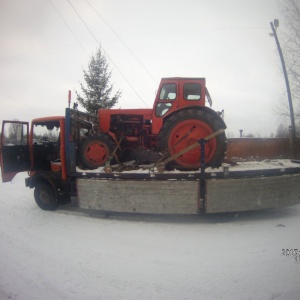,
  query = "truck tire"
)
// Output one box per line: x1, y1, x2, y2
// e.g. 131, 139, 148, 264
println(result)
34, 182, 59, 211
158, 109, 227, 169
79, 134, 115, 169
